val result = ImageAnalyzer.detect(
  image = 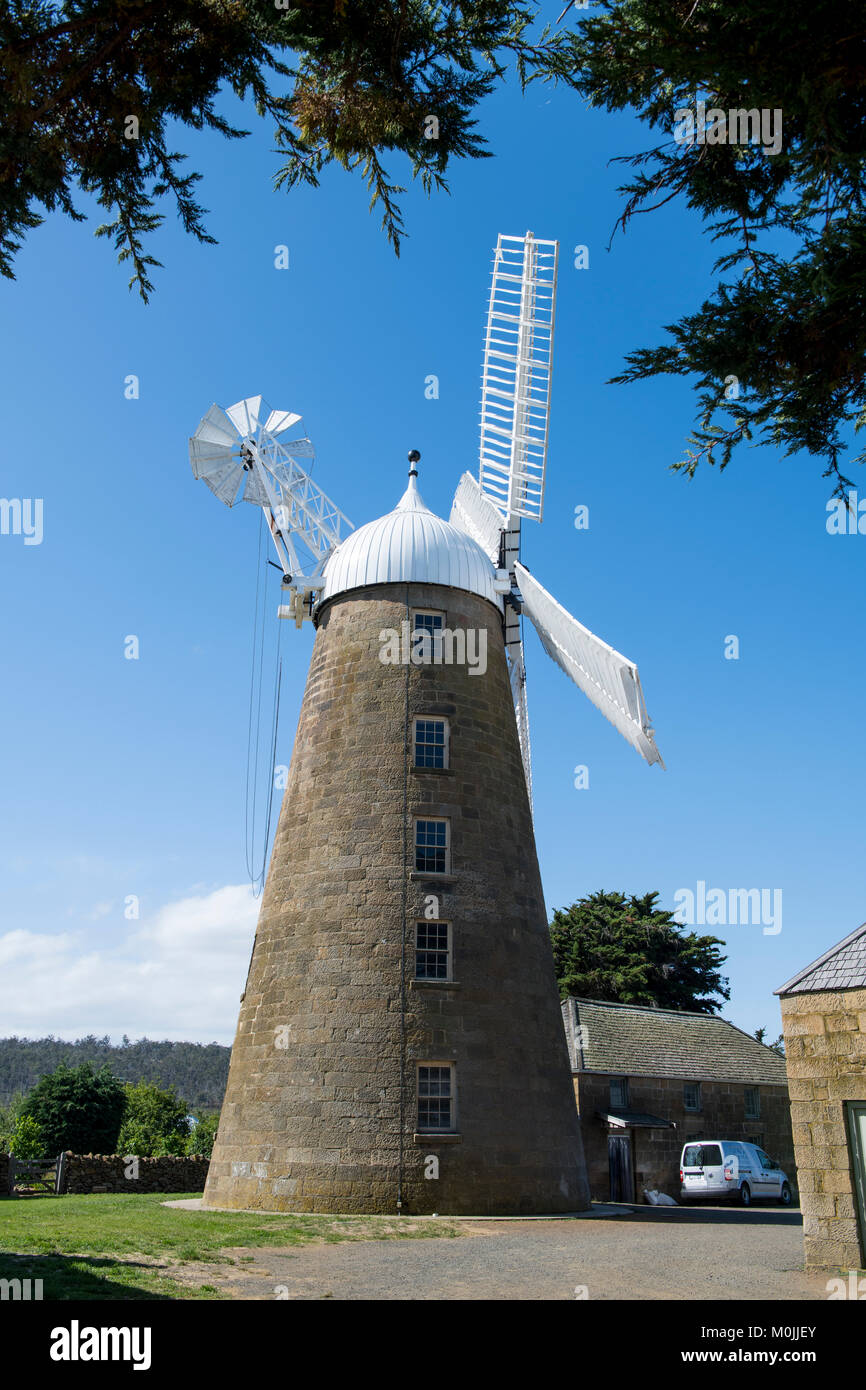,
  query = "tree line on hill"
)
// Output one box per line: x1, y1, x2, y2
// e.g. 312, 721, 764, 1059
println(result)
0, 1035, 230, 1109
